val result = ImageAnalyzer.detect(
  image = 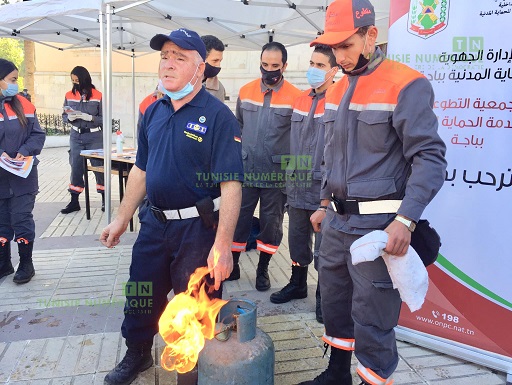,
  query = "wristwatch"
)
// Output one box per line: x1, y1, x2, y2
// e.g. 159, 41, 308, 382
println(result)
394, 215, 416, 232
